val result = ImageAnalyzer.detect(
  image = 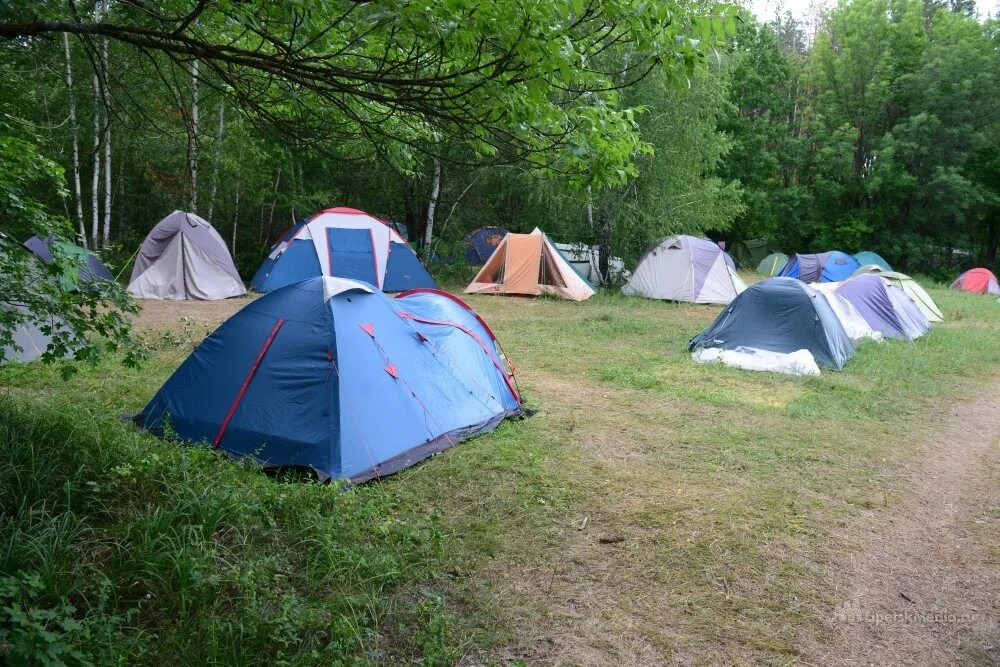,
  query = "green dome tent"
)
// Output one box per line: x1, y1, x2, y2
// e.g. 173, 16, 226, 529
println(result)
757, 252, 788, 277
